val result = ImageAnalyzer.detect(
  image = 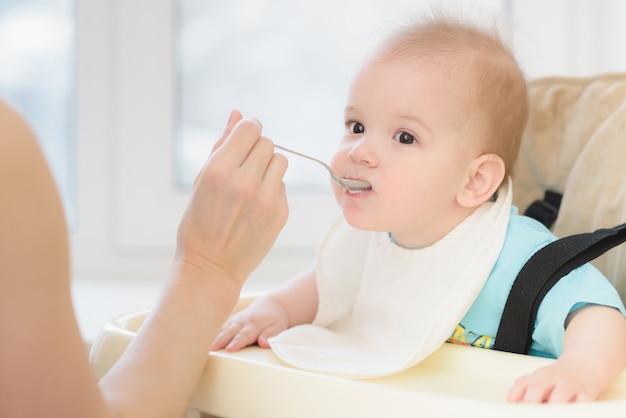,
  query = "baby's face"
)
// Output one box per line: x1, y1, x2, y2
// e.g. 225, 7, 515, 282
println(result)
330, 57, 480, 248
